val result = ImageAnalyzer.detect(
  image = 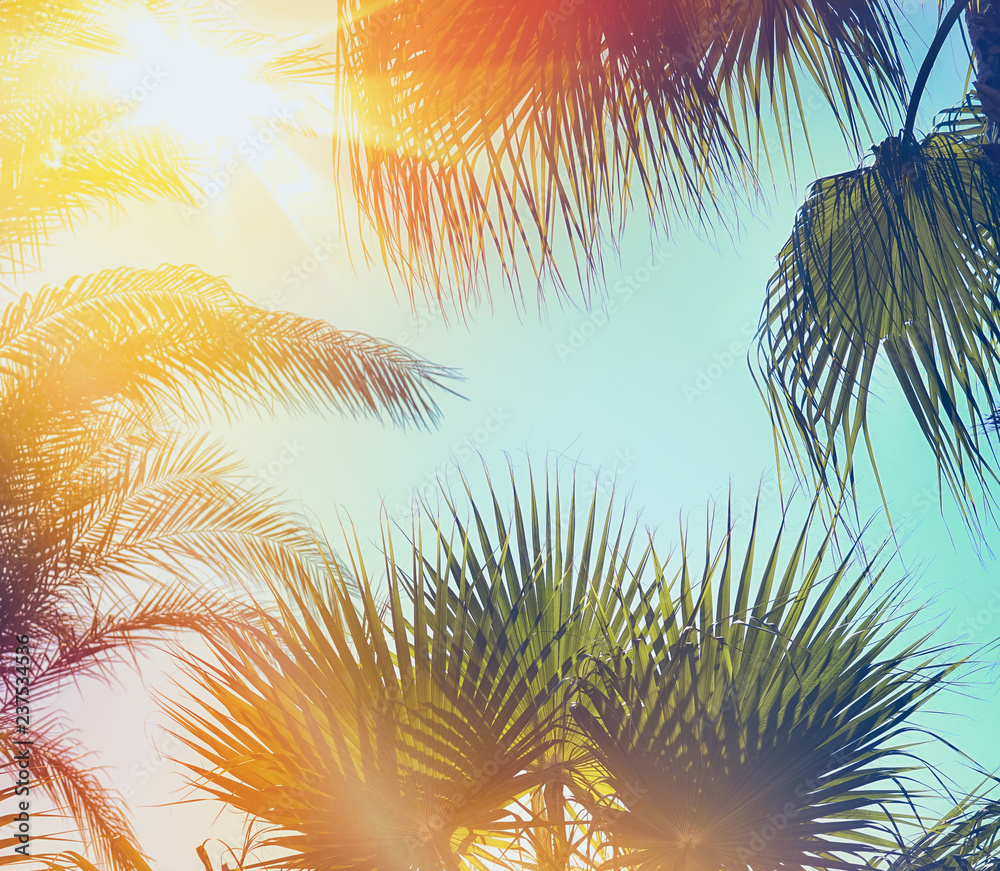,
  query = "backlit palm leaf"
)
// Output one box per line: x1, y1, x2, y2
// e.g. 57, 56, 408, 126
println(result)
167, 527, 565, 870
0, 264, 455, 426
410, 468, 660, 871
0, 266, 453, 868
758, 129, 1000, 530
570, 499, 961, 871
334, 0, 904, 305
170, 472, 970, 871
